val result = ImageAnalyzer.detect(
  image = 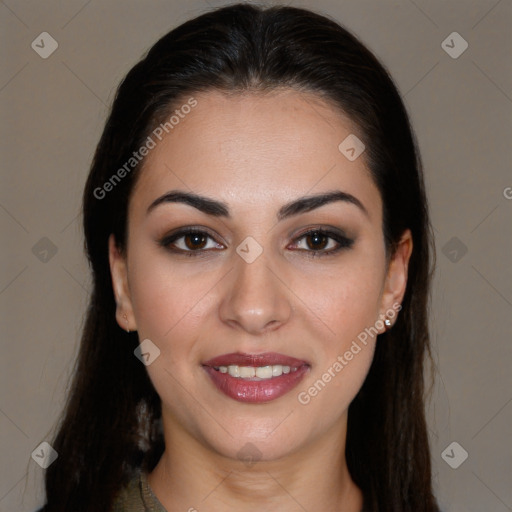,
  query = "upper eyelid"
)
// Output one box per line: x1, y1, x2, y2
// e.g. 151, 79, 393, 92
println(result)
292, 225, 350, 239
